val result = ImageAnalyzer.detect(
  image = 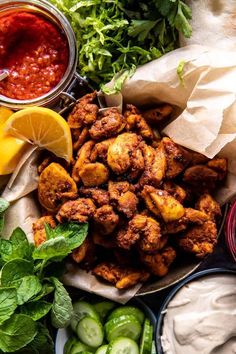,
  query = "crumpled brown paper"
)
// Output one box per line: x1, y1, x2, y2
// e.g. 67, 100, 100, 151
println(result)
2, 45, 236, 302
